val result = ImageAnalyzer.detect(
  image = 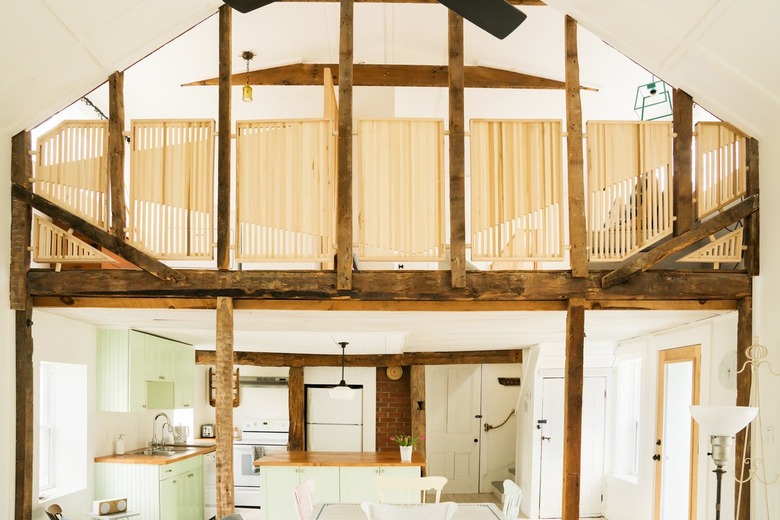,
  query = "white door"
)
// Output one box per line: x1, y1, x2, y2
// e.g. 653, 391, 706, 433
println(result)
426, 365, 481, 493
539, 376, 606, 518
